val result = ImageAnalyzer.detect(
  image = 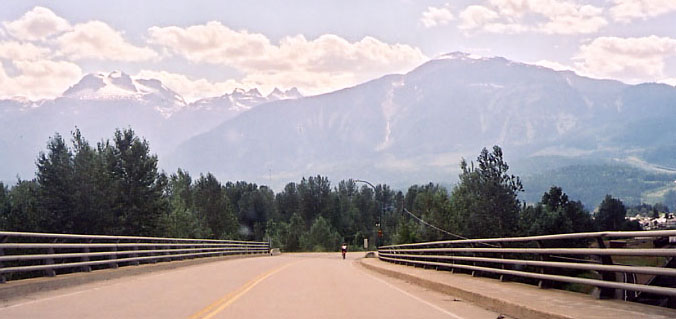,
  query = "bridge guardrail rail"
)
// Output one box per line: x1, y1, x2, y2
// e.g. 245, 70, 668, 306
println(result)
378, 230, 676, 303
0, 231, 270, 283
